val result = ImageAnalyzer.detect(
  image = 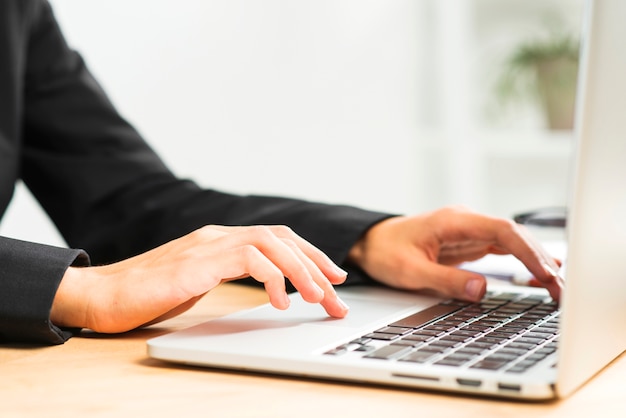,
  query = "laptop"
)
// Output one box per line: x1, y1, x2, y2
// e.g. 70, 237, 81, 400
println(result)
147, 0, 626, 400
